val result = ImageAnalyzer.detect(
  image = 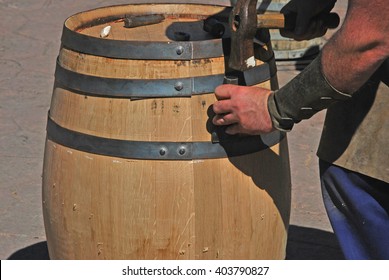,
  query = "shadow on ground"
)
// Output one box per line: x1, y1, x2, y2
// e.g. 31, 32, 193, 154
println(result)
7, 225, 344, 260
286, 225, 344, 260
8, 241, 50, 260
